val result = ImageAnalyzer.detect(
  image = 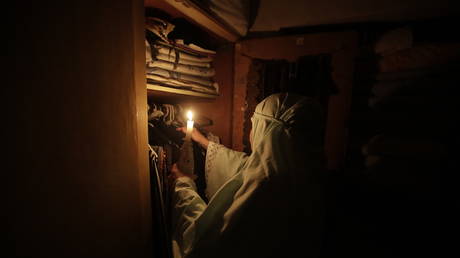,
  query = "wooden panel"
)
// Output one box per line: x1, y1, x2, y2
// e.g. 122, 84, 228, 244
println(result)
10, 1, 152, 257
232, 43, 252, 151
324, 49, 357, 170
133, 0, 153, 254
